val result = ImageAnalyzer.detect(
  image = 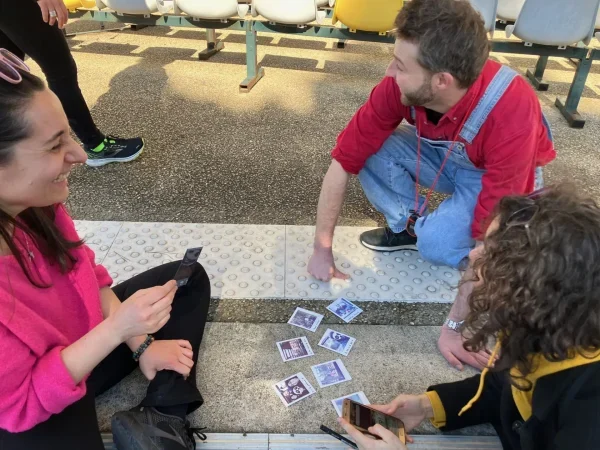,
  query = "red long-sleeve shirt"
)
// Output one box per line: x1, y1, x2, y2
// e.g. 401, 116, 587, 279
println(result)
332, 60, 556, 238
